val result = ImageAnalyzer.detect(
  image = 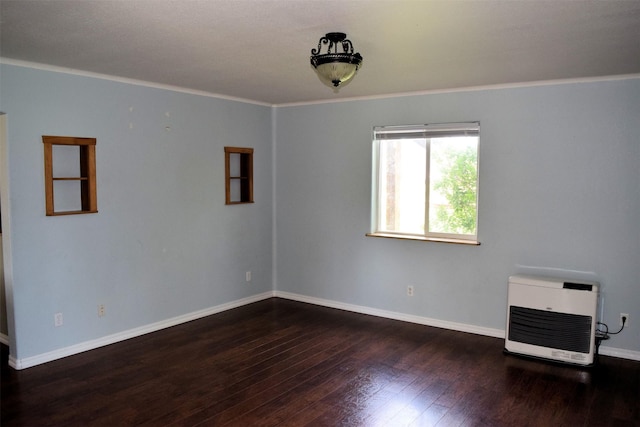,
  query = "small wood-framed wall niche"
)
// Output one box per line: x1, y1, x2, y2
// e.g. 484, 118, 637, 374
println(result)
43, 136, 97, 216
224, 147, 254, 204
